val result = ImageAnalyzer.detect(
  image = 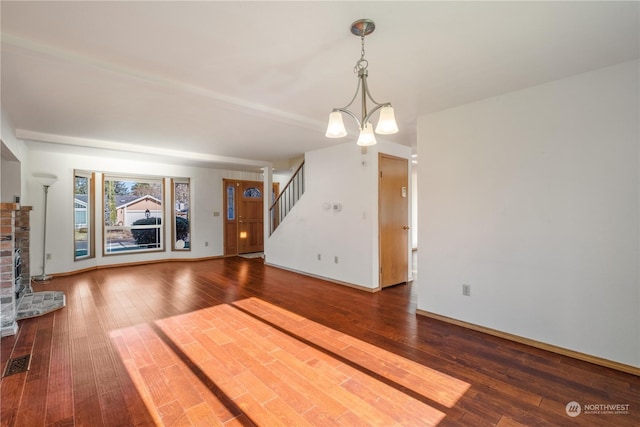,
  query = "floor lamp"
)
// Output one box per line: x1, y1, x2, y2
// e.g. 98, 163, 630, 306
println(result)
32, 174, 58, 282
